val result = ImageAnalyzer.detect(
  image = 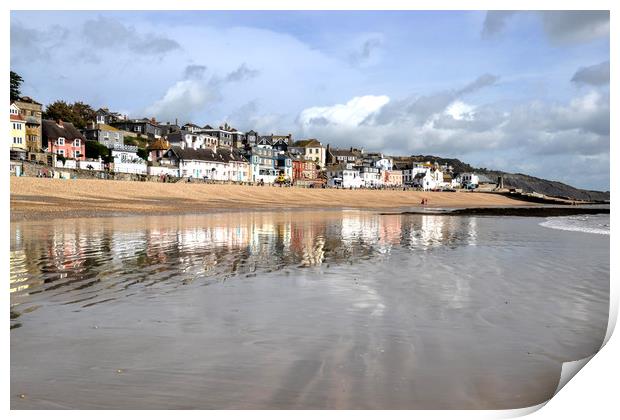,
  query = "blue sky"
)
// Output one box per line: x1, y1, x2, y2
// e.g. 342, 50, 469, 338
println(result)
10, 10, 610, 190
